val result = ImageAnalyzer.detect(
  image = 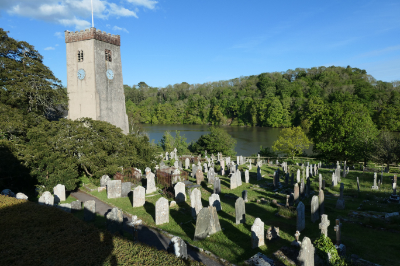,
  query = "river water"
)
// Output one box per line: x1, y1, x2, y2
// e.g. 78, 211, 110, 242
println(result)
140, 124, 313, 156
